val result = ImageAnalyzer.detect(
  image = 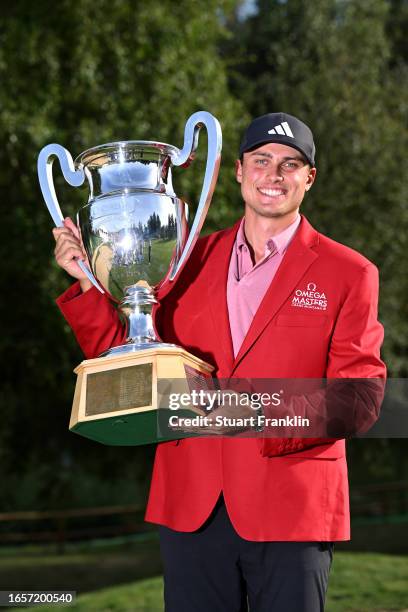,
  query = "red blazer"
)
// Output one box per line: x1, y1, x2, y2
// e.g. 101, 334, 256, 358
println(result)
57, 216, 386, 541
